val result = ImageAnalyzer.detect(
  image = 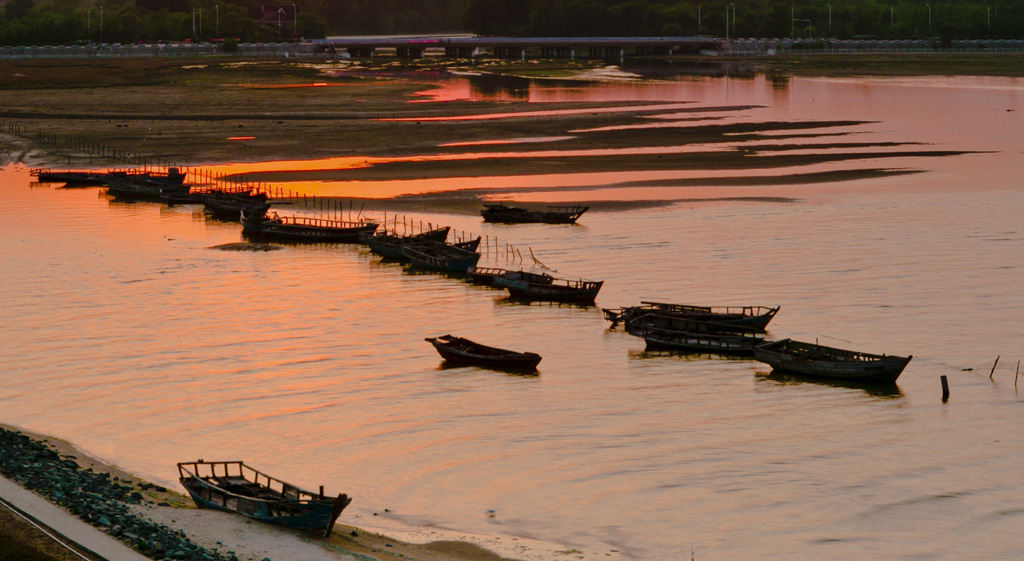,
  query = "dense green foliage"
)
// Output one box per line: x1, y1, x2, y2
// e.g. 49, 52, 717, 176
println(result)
467, 0, 1024, 40
0, 0, 1022, 45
